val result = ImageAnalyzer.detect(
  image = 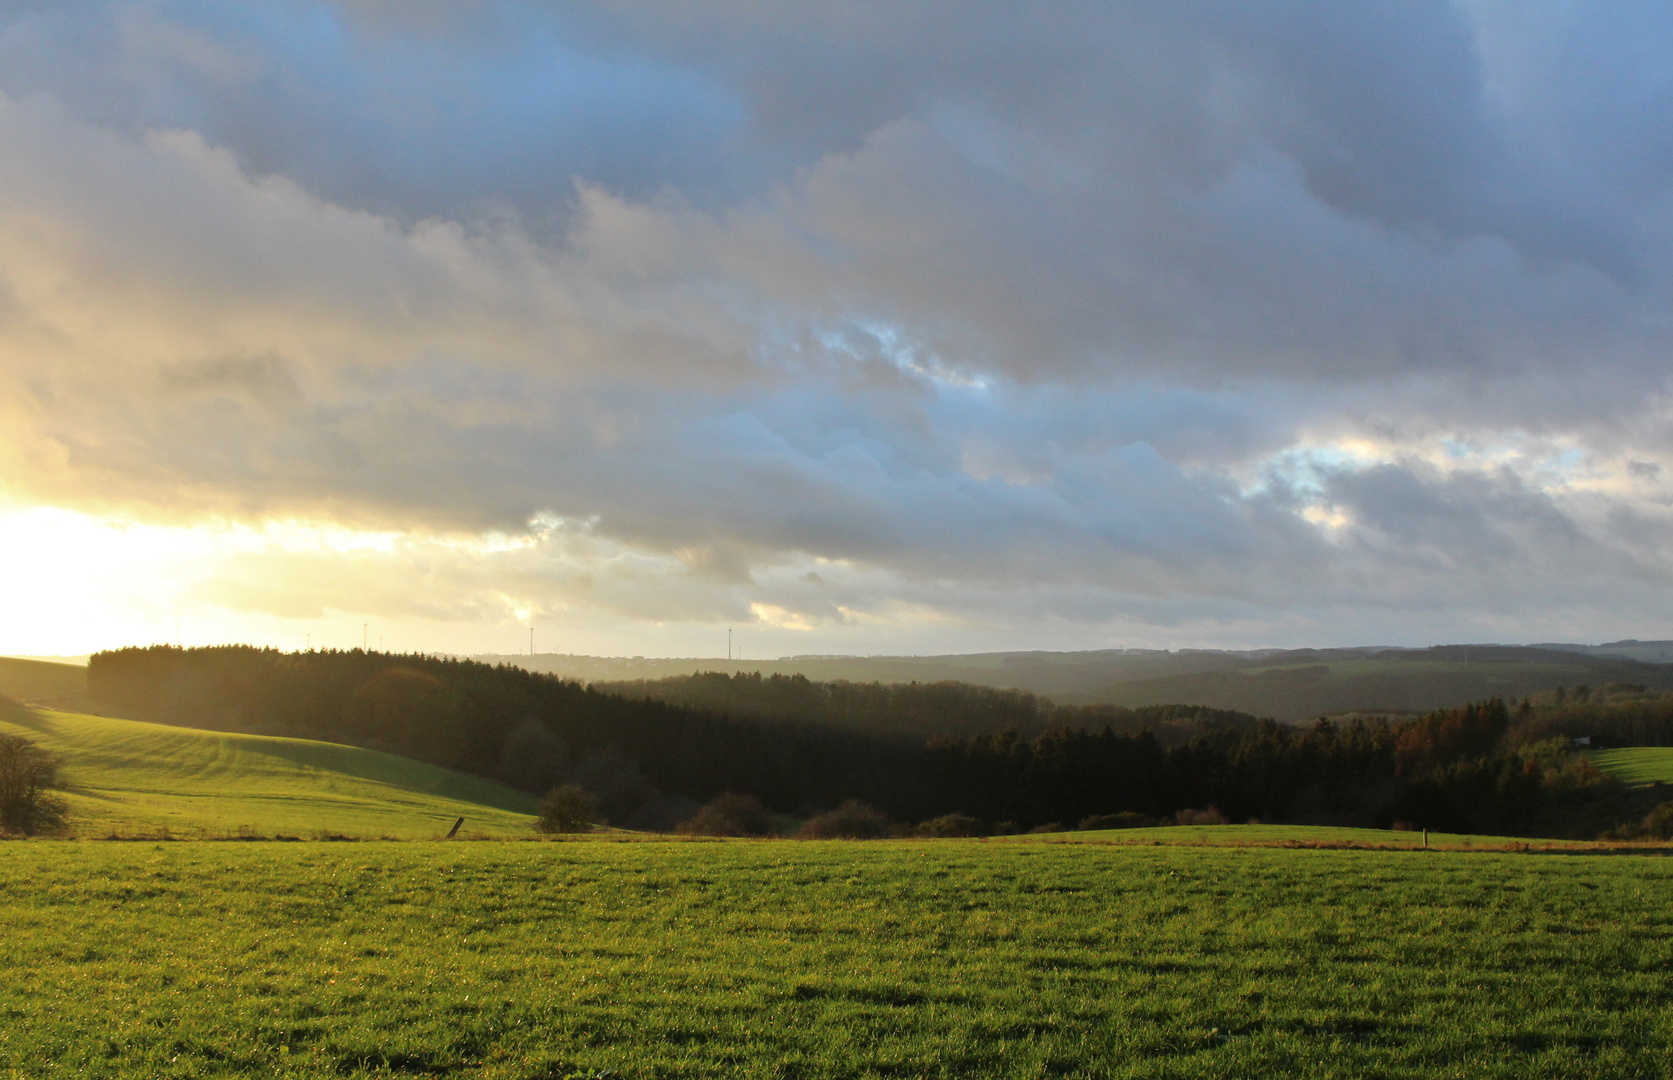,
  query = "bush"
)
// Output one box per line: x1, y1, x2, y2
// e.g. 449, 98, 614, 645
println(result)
1078, 811, 1160, 831
536, 784, 600, 834
678, 792, 772, 836
915, 813, 984, 838
1027, 822, 1067, 834
1637, 801, 1673, 840
797, 799, 893, 839
1174, 806, 1230, 826
0, 734, 67, 836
